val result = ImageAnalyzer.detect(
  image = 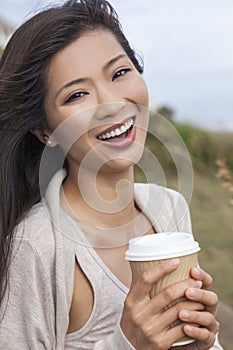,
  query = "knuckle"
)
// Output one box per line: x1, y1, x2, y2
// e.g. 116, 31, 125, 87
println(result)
157, 260, 173, 277
208, 291, 219, 306
175, 301, 186, 313
135, 323, 167, 350
173, 304, 180, 315
160, 260, 169, 272
210, 316, 218, 328
130, 309, 146, 333
131, 310, 143, 327
142, 323, 154, 338
140, 270, 152, 286
151, 337, 167, 350
196, 302, 205, 311
124, 296, 134, 312
150, 338, 160, 350
208, 313, 216, 326
202, 327, 210, 340
163, 286, 175, 301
